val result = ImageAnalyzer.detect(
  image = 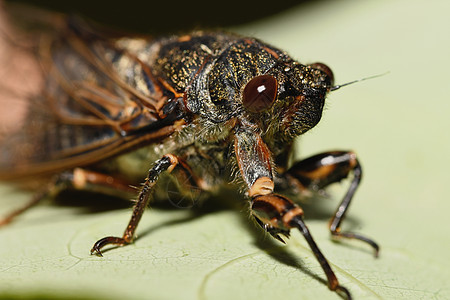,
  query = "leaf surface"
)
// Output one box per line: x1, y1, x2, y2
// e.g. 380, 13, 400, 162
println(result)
1, 0, 450, 299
